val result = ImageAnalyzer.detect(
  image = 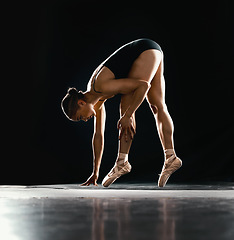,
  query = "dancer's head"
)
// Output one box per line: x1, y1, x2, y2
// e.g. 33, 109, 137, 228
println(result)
61, 88, 95, 122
